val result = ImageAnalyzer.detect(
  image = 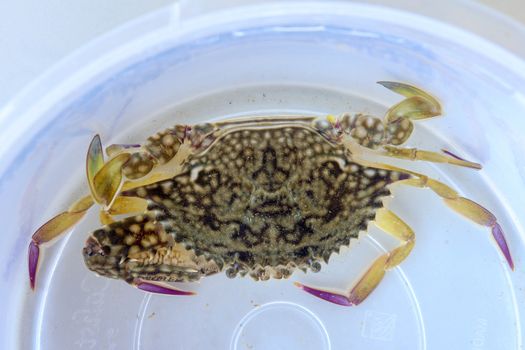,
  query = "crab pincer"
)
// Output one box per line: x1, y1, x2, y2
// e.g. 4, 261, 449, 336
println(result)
28, 135, 128, 289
